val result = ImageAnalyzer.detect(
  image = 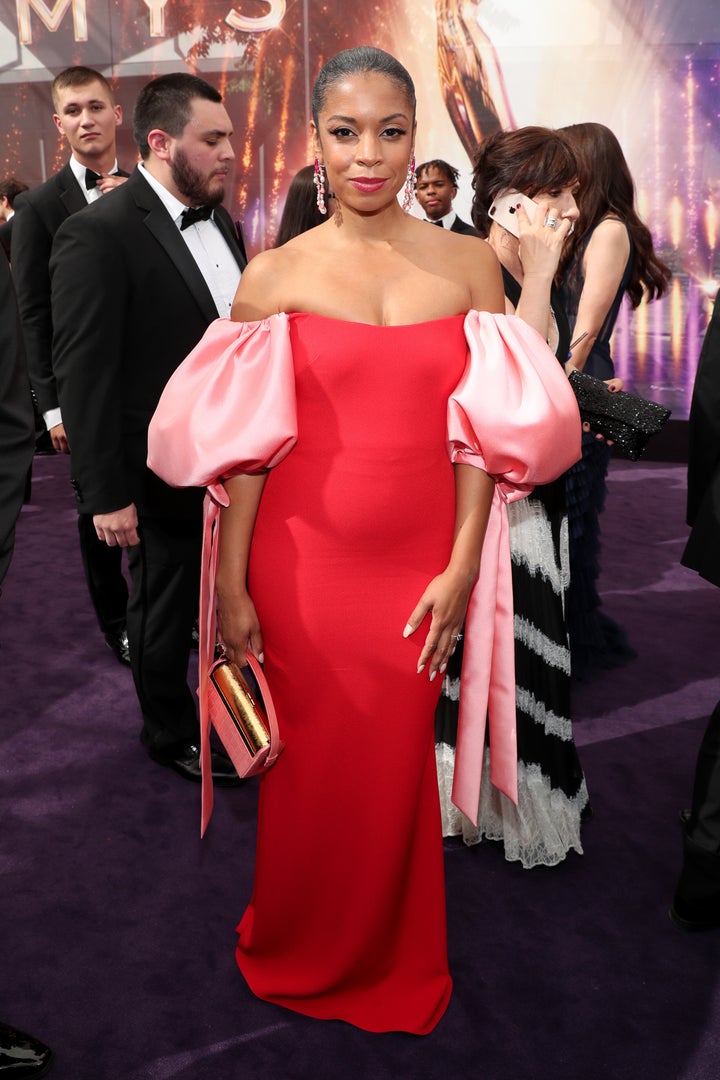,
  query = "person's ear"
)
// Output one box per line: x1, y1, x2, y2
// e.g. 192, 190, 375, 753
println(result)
310, 122, 323, 165
147, 129, 172, 160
